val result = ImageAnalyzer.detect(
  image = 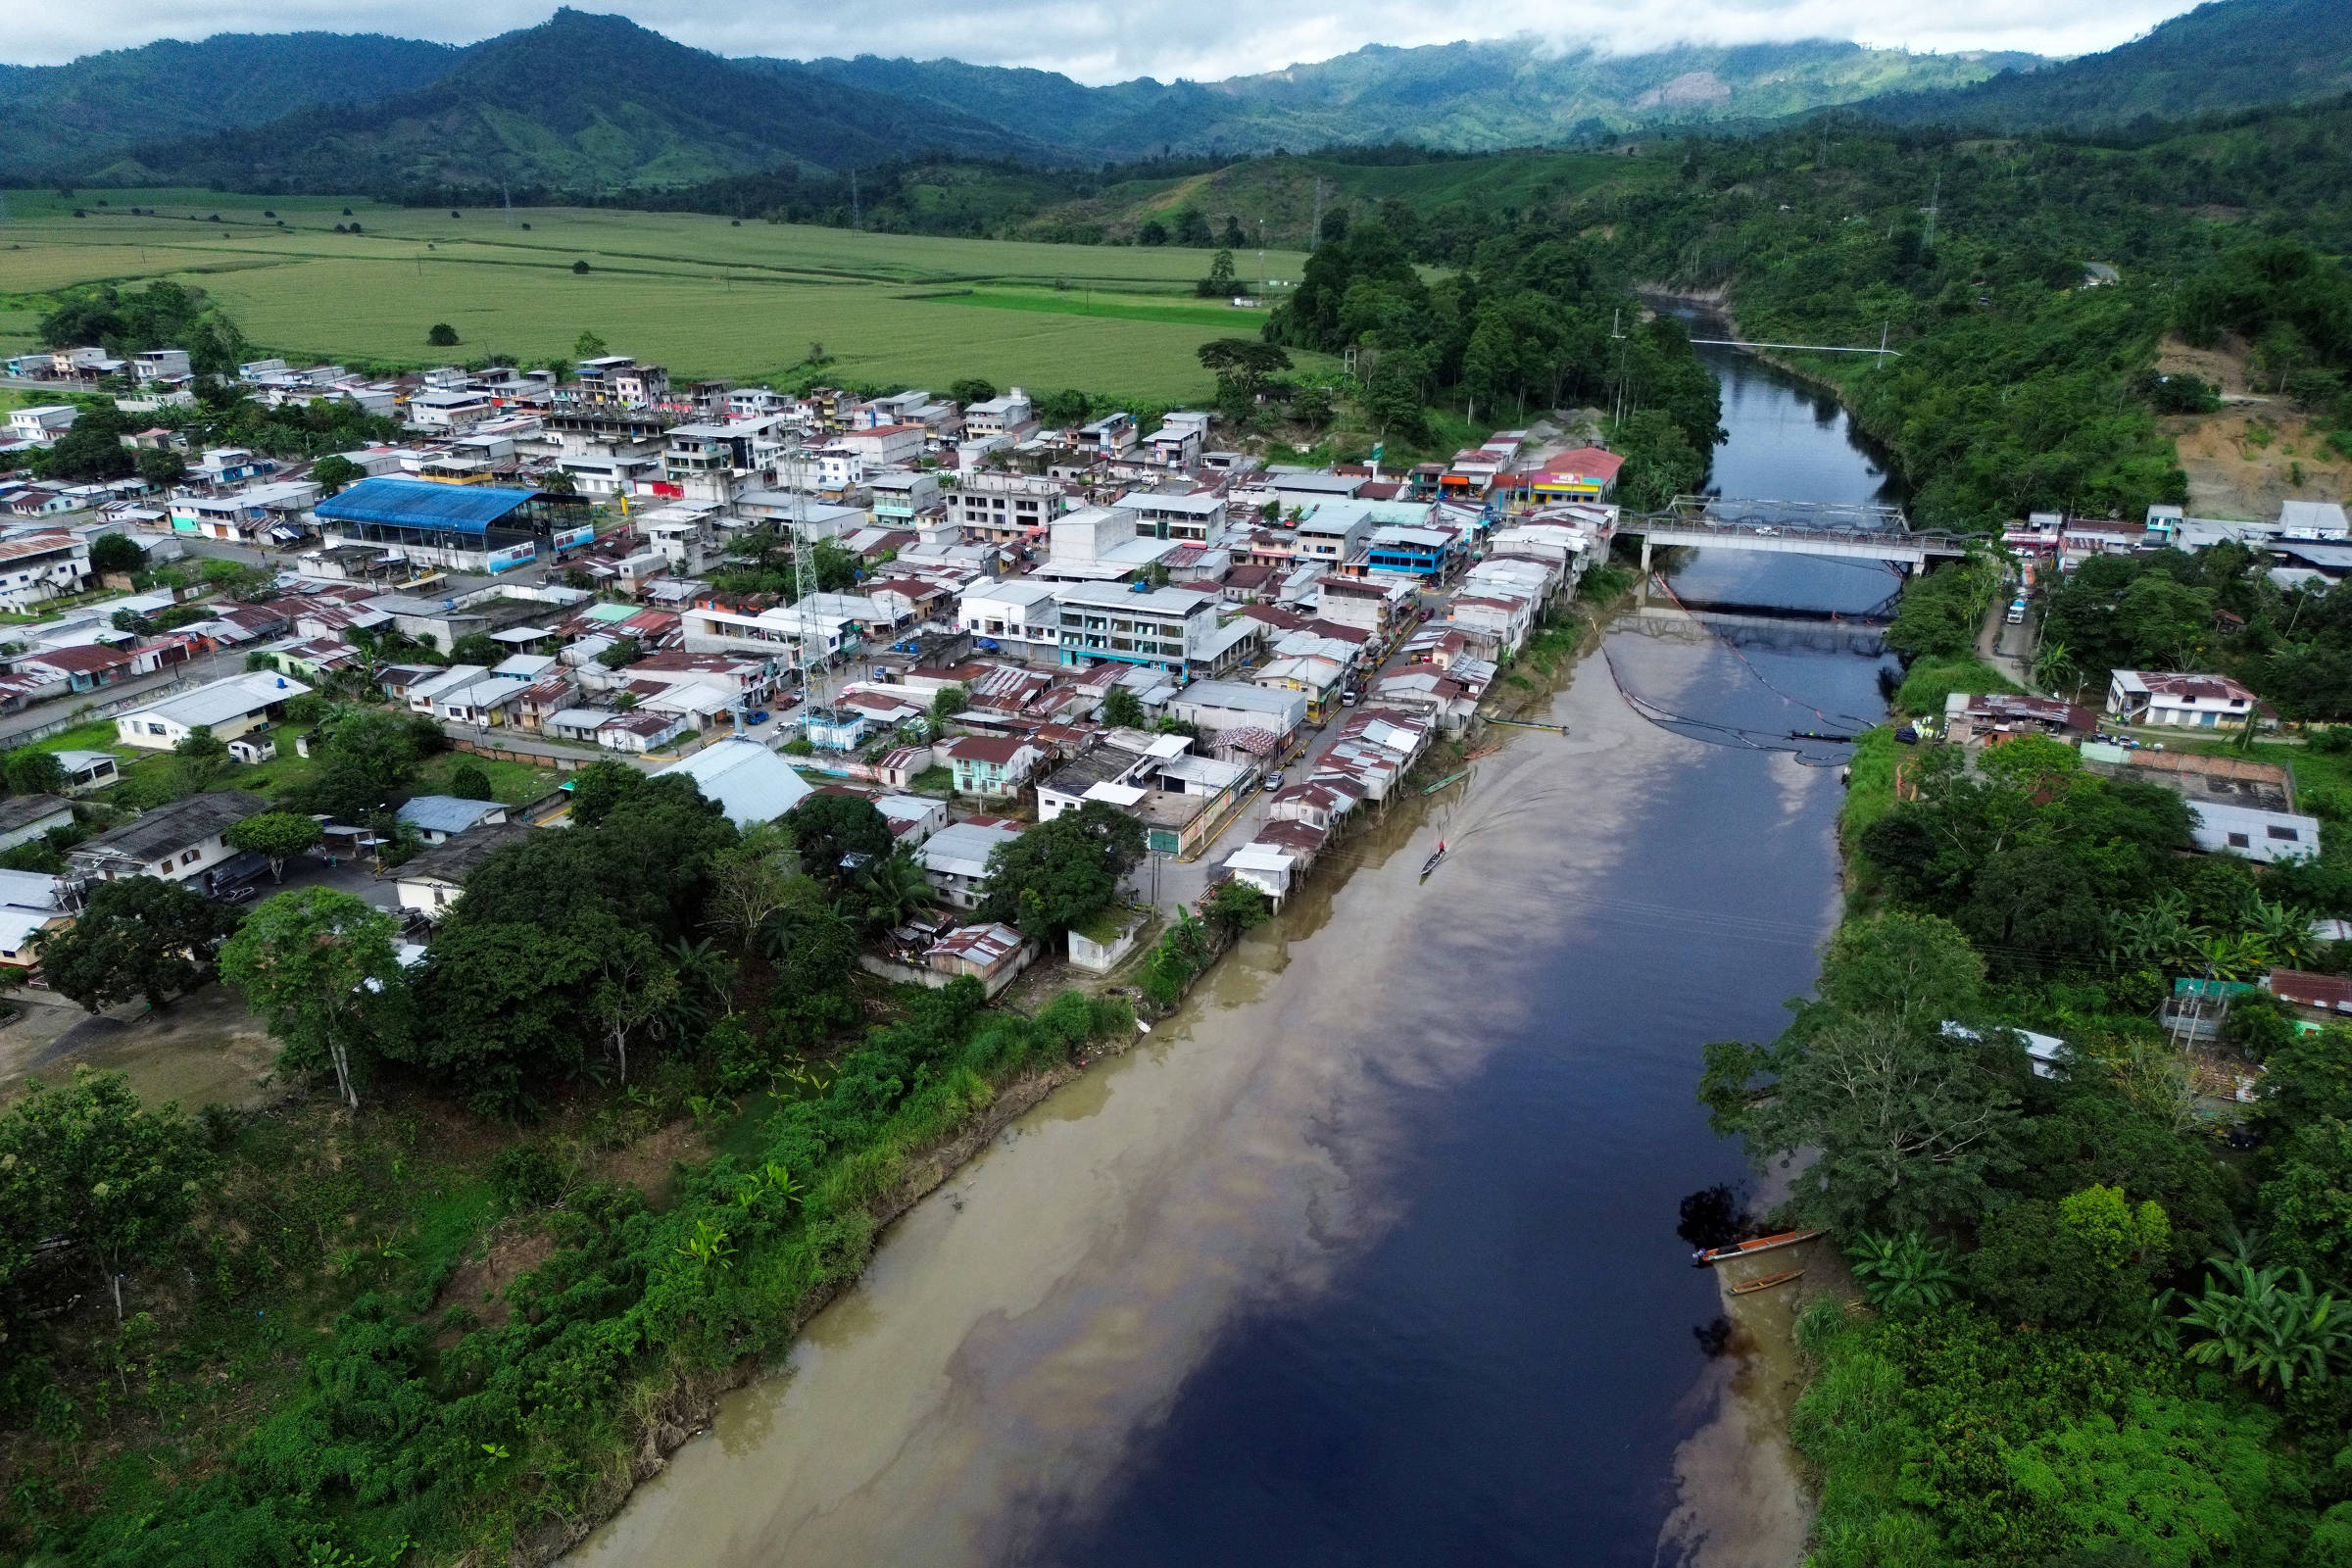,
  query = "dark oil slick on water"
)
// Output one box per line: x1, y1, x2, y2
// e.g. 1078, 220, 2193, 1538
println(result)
564, 342, 1905, 1568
